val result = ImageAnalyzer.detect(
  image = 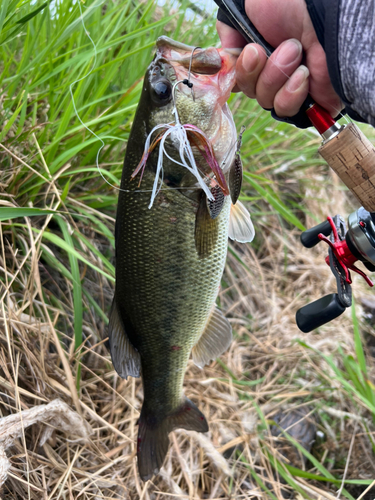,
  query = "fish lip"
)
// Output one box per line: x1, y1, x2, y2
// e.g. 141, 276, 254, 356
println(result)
150, 37, 238, 171
156, 36, 195, 52
156, 37, 223, 75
